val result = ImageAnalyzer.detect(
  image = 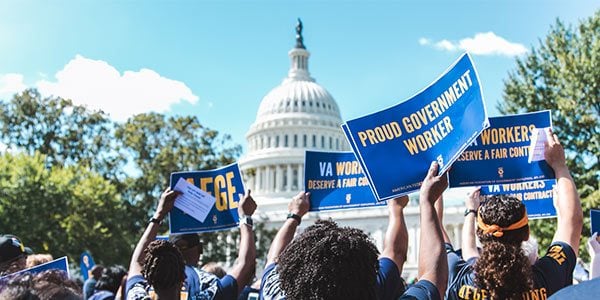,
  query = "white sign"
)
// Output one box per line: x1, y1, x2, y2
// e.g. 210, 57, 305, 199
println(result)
173, 178, 216, 223
528, 127, 550, 163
